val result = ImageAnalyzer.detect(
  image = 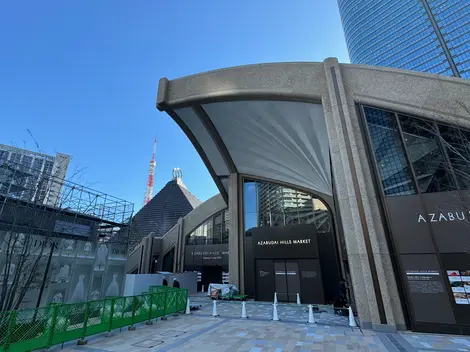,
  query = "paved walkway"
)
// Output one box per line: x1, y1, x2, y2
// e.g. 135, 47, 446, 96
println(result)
49, 295, 470, 352
188, 294, 350, 326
